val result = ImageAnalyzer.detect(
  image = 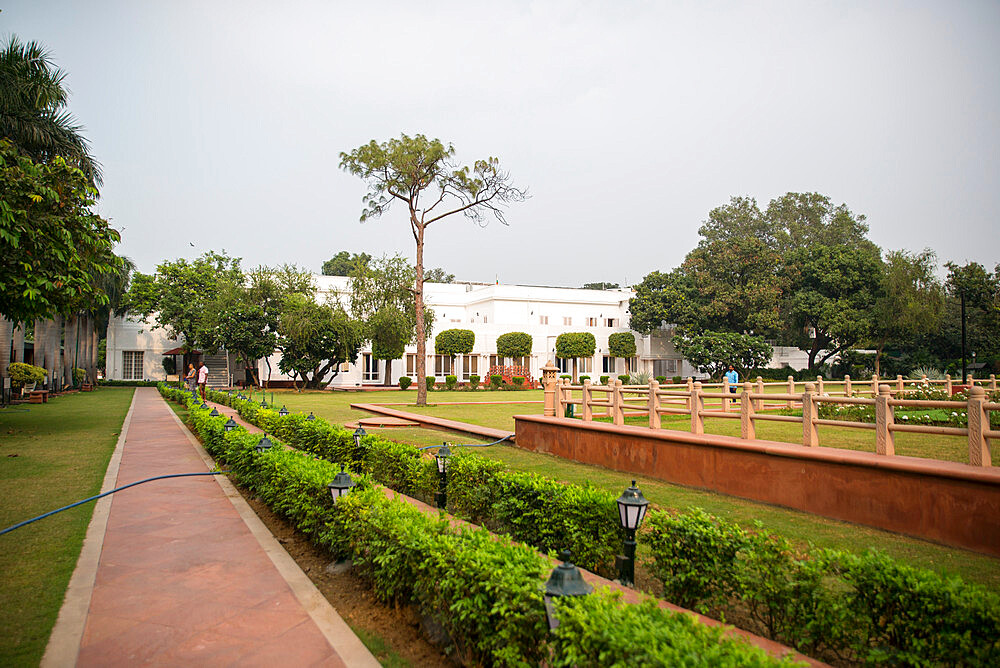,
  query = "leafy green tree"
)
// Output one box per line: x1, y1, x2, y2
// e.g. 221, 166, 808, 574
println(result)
556, 332, 596, 382
277, 293, 363, 391
350, 255, 433, 385
496, 332, 532, 360
0, 141, 121, 325
424, 267, 455, 283
766, 192, 871, 253
945, 261, 999, 378
870, 250, 945, 375
629, 270, 700, 334
0, 36, 101, 185
434, 329, 474, 362
783, 243, 883, 369
673, 331, 772, 378
608, 332, 636, 359
340, 133, 526, 405
322, 251, 371, 276
126, 251, 243, 351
